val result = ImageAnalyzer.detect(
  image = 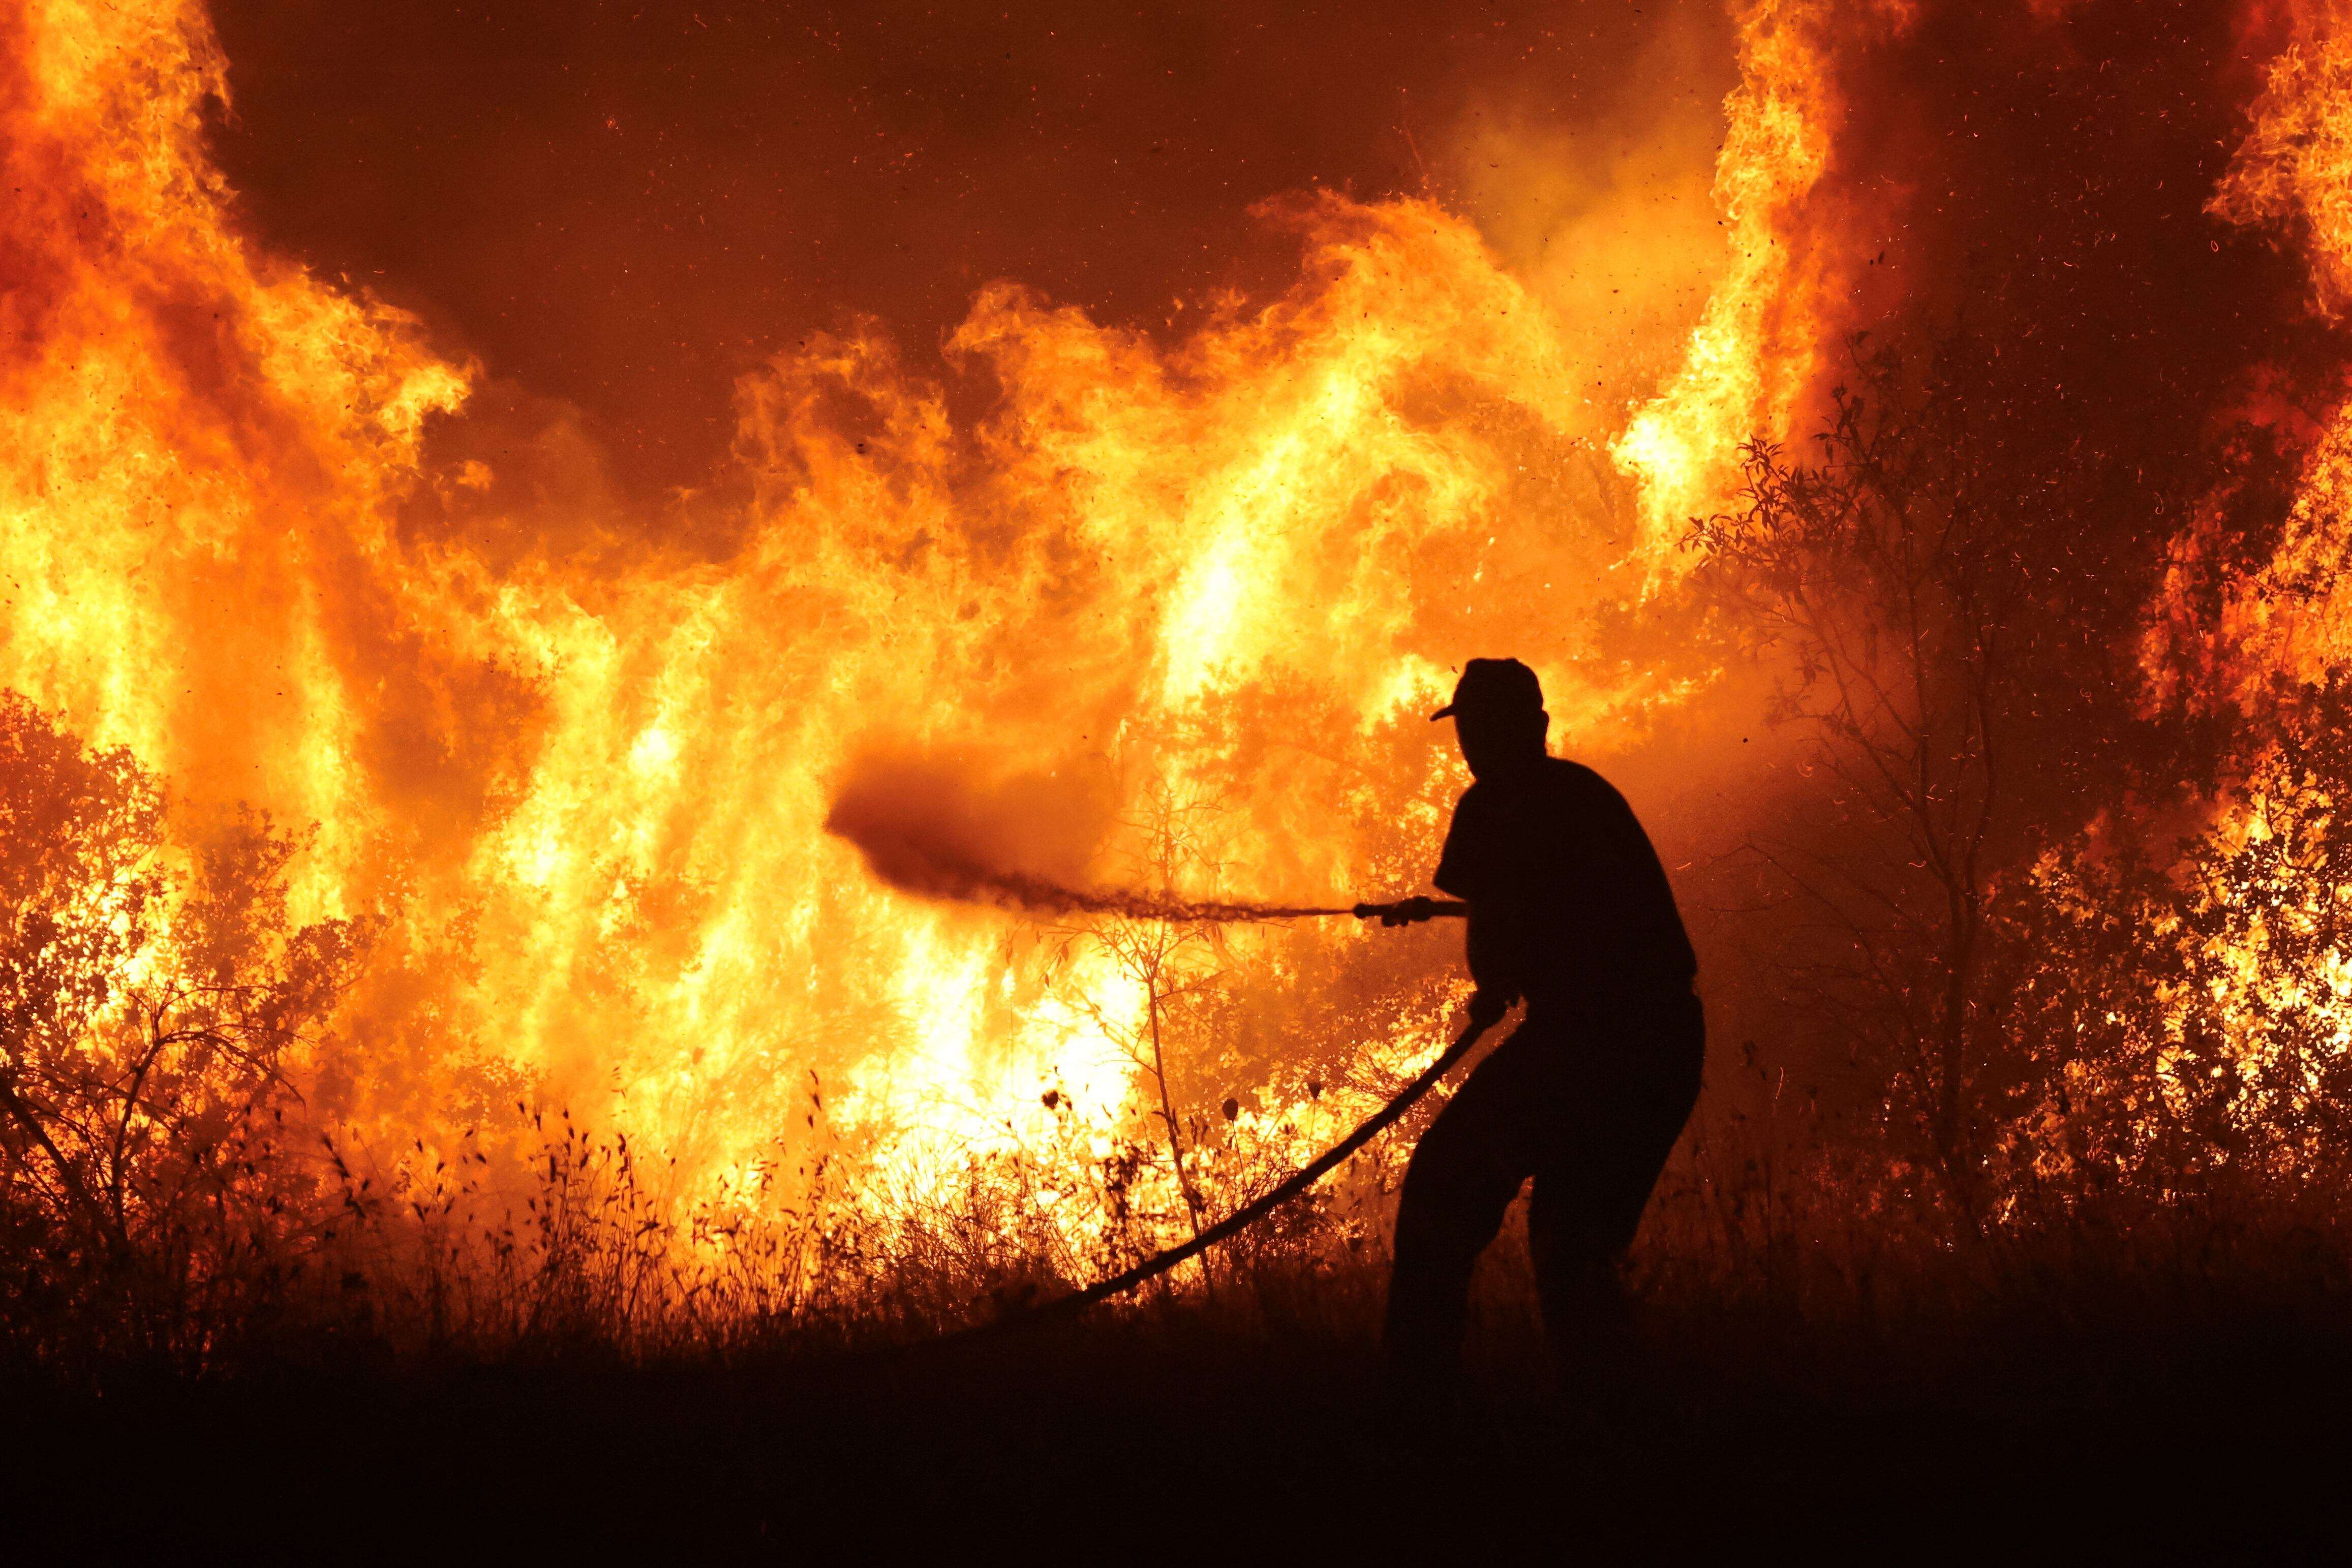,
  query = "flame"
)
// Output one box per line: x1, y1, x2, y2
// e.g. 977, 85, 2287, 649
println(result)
2135, 1, 2352, 1142
32, 0, 2352, 1305
1609, 0, 1880, 566
1, 0, 1756, 1258
2211, 9, 2352, 697
2213, 12, 2352, 320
